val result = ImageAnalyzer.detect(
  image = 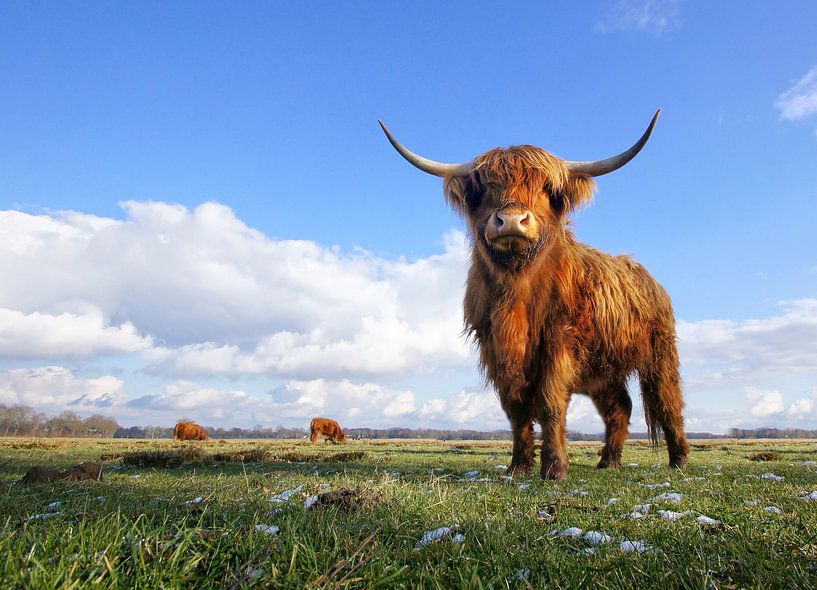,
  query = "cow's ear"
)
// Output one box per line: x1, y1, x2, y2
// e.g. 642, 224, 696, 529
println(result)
443, 175, 471, 215
560, 174, 597, 214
